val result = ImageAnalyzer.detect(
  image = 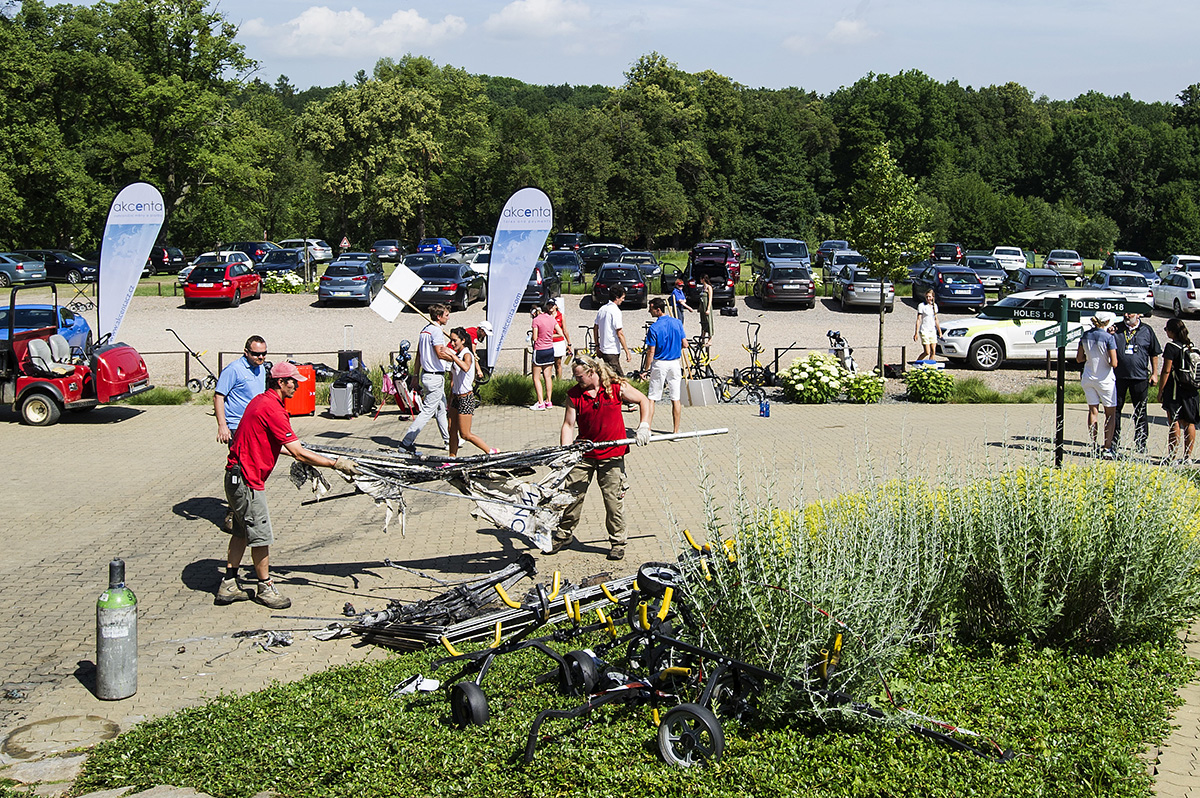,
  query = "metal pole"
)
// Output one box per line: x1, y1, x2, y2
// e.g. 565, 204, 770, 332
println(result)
1054, 294, 1067, 468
